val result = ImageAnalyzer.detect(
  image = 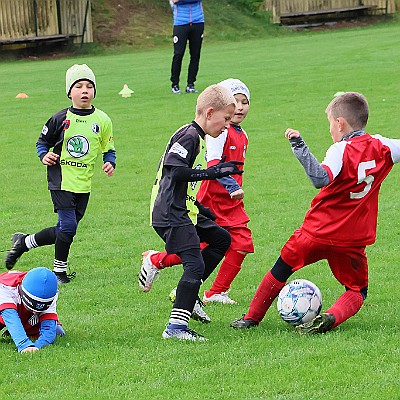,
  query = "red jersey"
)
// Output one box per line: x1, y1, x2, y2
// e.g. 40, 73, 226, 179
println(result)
0, 271, 58, 337
301, 134, 400, 247
197, 125, 249, 227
